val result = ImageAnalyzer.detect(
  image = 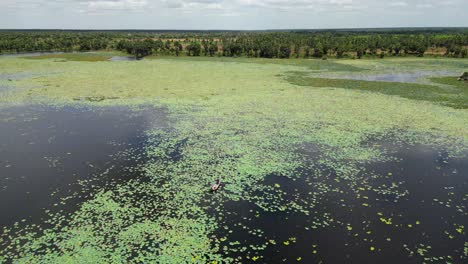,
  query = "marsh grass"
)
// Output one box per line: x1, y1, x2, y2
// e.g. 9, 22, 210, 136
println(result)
287, 72, 468, 109
335, 57, 468, 71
